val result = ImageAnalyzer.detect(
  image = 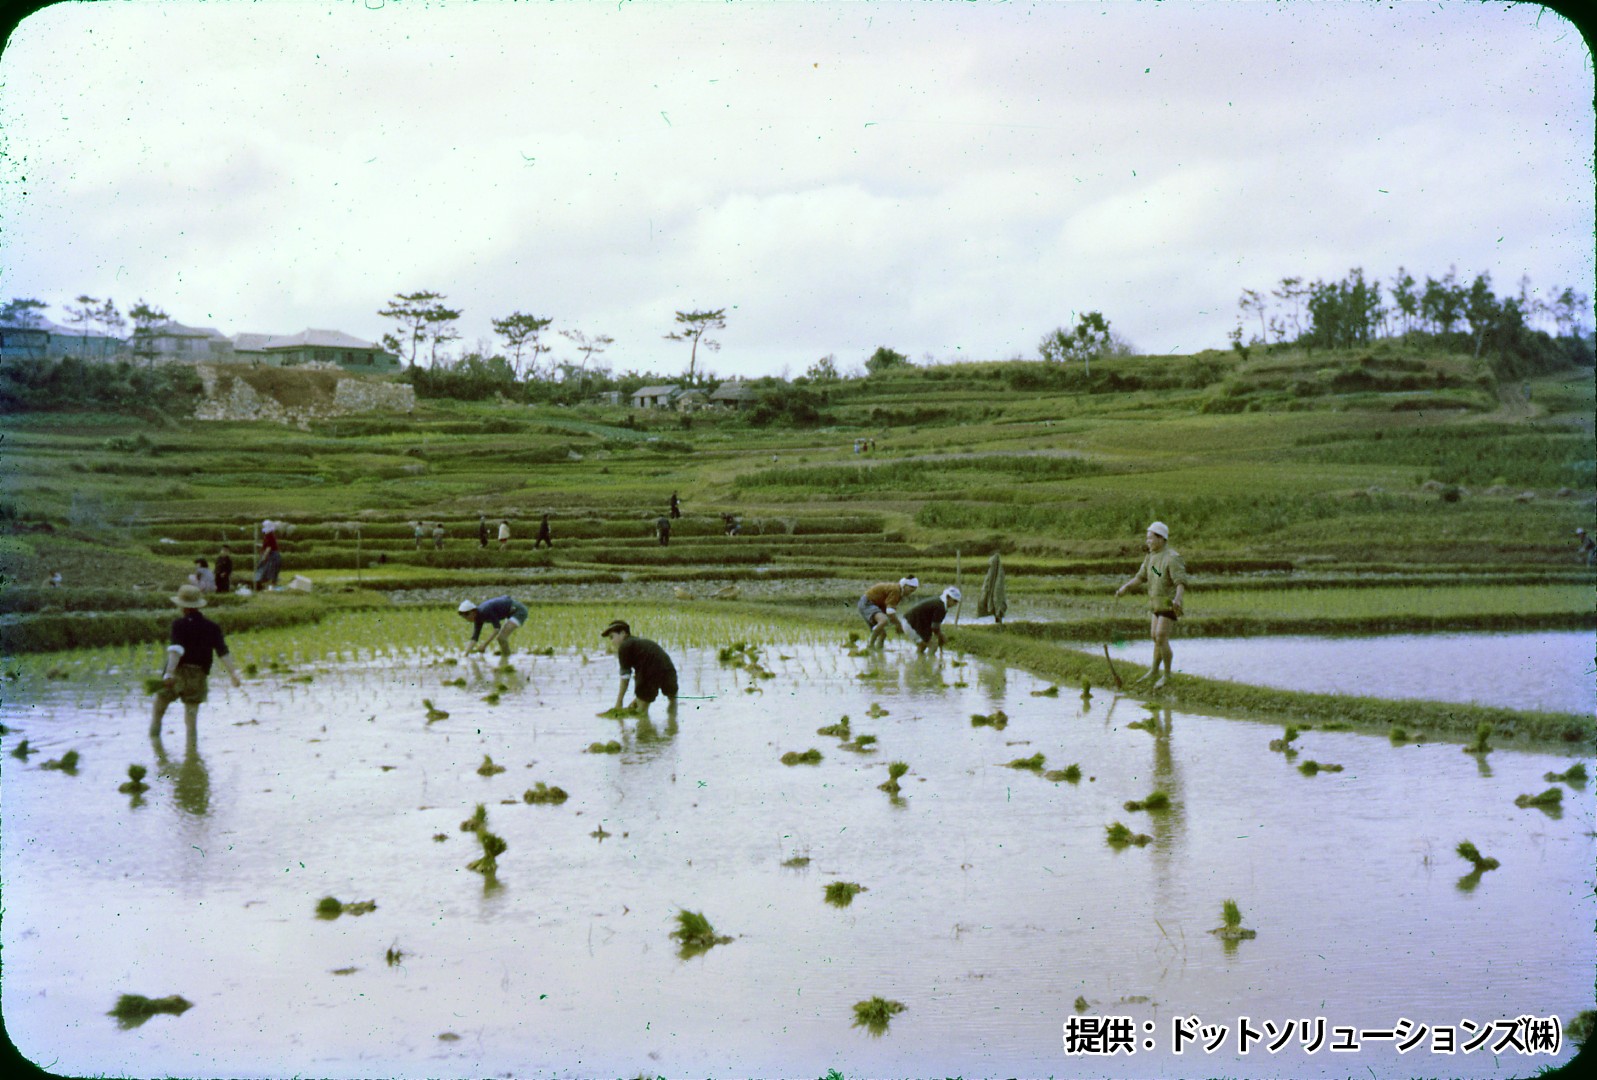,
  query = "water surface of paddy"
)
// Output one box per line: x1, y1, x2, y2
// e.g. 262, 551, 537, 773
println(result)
1105, 630, 1595, 714
2, 641, 1590, 1078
